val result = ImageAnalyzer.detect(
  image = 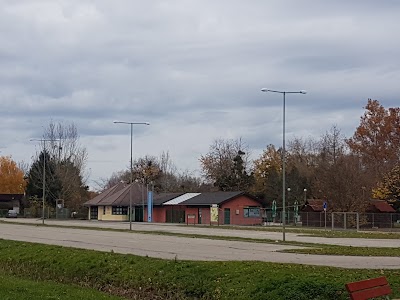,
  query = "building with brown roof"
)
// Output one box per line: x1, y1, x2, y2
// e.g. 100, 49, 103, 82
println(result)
84, 183, 263, 225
